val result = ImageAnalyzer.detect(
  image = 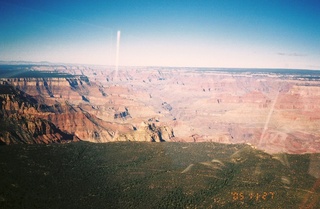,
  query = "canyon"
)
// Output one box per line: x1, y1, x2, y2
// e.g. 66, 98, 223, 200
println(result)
1, 64, 320, 154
